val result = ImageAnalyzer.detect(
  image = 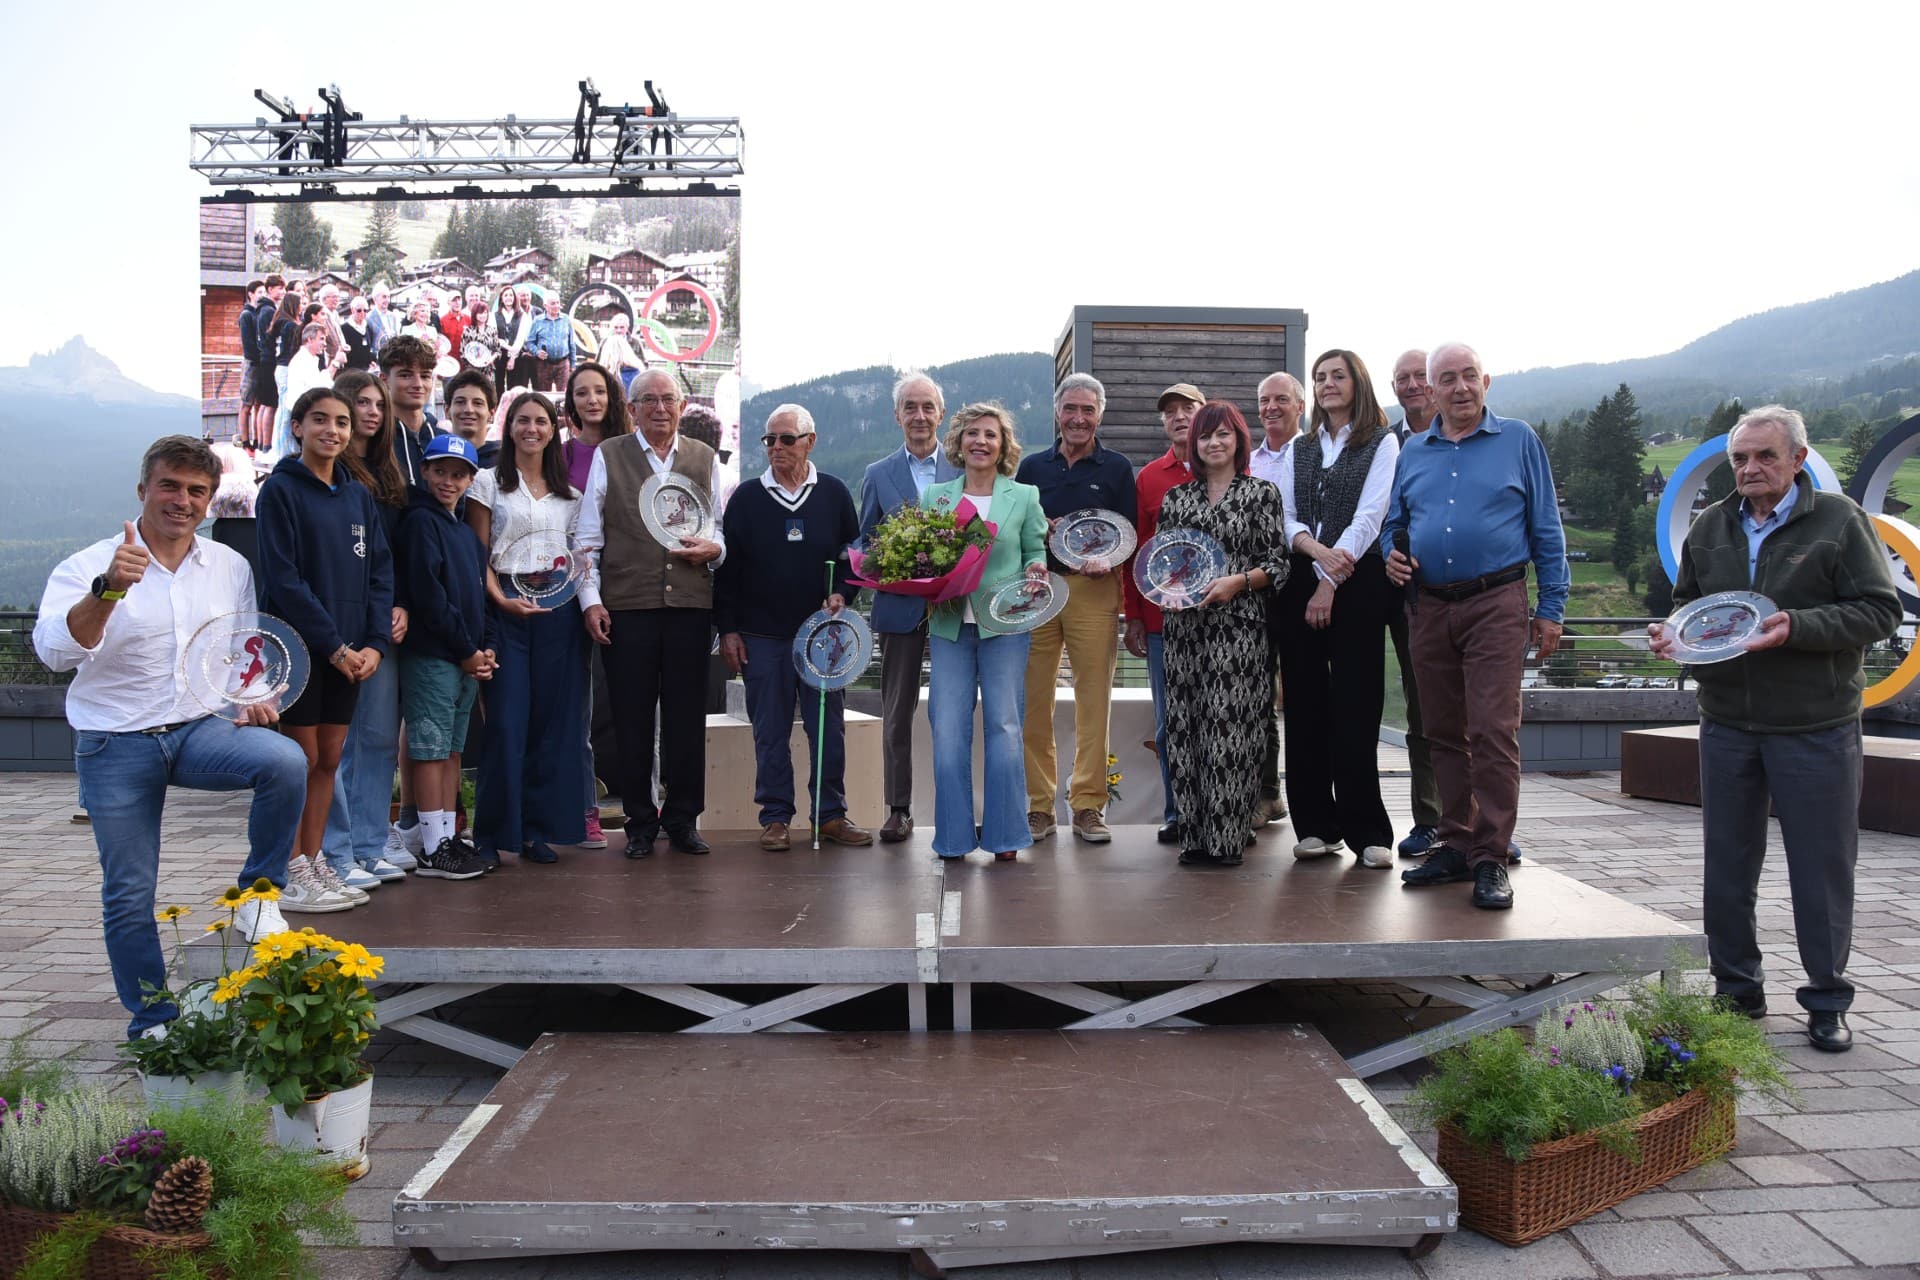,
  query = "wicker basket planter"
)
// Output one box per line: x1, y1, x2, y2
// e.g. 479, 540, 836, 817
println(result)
0, 1199, 215, 1279
1437, 1086, 1737, 1246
